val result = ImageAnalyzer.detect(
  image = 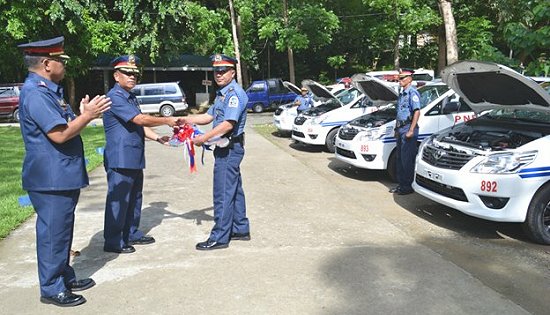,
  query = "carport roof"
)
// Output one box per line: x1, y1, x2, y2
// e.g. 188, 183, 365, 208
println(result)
92, 54, 213, 71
